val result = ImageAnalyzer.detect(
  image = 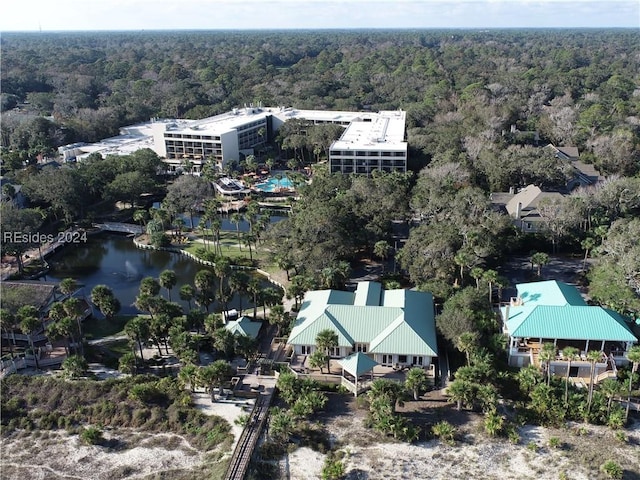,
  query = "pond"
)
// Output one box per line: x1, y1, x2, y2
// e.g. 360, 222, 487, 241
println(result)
41, 233, 276, 315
